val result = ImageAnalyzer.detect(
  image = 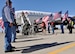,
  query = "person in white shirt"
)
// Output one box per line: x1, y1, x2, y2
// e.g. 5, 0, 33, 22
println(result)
2, 0, 15, 52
